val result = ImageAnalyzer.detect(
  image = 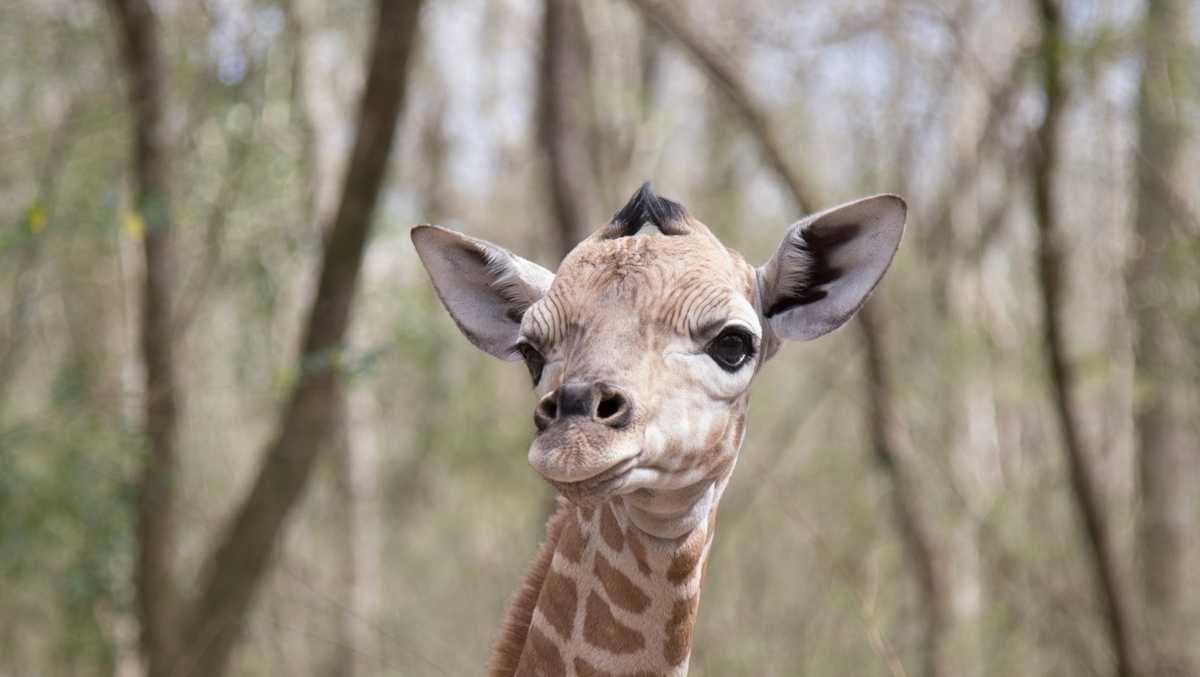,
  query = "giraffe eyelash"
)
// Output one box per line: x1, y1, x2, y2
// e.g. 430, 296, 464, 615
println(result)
516, 341, 546, 386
